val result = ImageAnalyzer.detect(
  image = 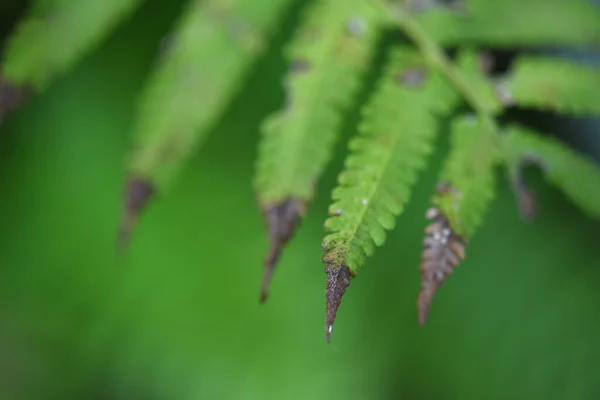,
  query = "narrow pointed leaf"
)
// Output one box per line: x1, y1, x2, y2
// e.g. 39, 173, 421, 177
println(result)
504, 124, 600, 220
414, 0, 600, 47
418, 207, 466, 325
419, 115, 499, 324
253, 0, 382, 302
455, 49, 503, 114
498, 56, 600, 116
120, 0, 292, 249
322, 48, 459, 339
1, 0, 146, 90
